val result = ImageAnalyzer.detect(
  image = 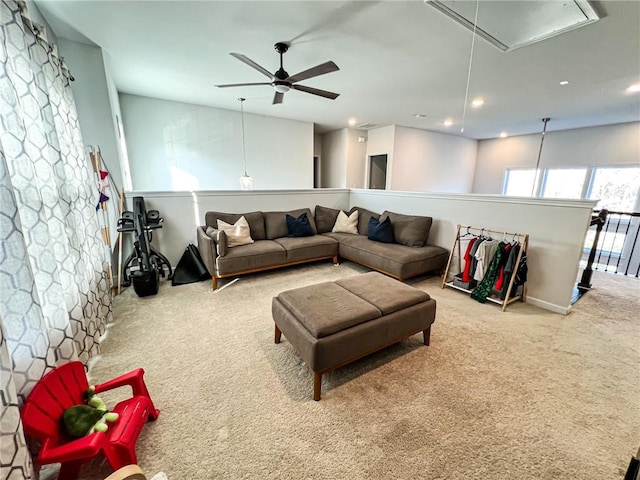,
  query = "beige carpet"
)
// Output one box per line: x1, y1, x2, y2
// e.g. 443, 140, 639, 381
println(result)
68, 262, 638, 479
